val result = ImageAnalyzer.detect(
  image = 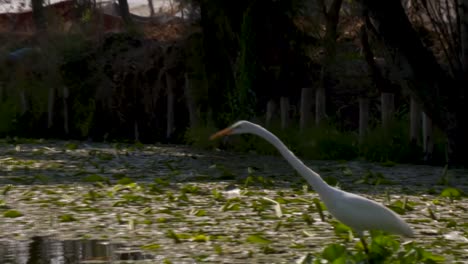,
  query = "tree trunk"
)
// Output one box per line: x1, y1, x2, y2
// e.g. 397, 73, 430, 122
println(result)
360, 24, 398, 93
147, 0, 155, 17
359, 0, 468, 166
316, 0, 344, 125
280, 97, 290, 129
381, 92, 394, 129
199, 1, 237, 127
410, 97, 422, 145
31, 0, 46, 32
359, 97, 369, 143
315, 86, 326, 125
300, 88, 314, 131
117, 0, 132, 25
184, 73, 199, 128
266, 100, 276, 127
166, 73, 175, 139
459, 0, 468, 78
